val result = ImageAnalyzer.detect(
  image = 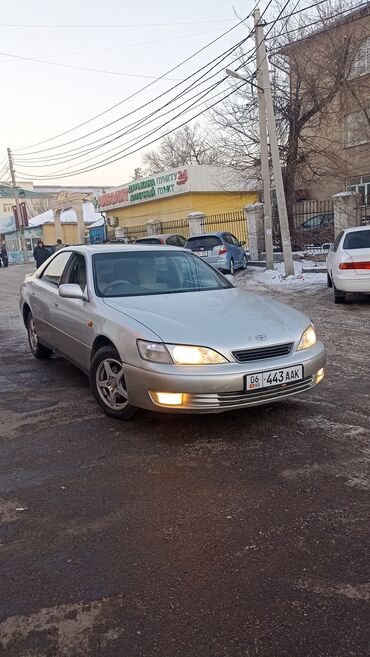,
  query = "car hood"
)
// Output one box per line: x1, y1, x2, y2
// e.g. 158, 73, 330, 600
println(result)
103, 288, 309, 350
